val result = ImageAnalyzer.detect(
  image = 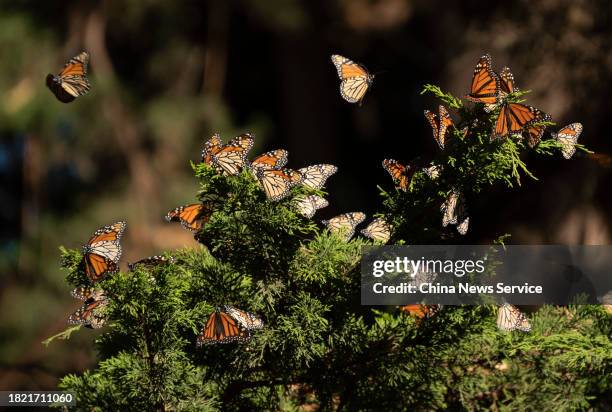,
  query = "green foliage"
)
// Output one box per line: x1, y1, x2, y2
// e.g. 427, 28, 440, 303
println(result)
54, 85, 611, 411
